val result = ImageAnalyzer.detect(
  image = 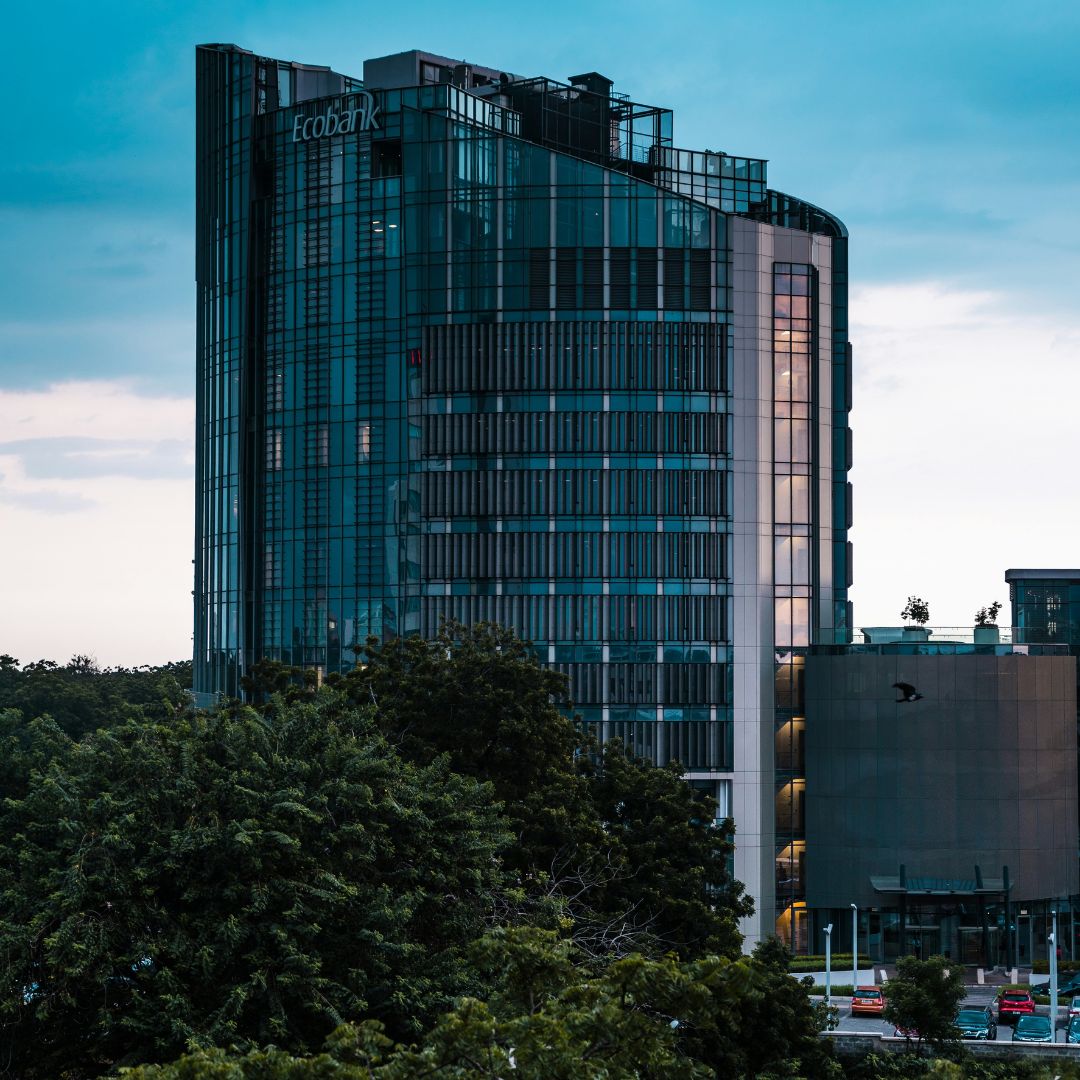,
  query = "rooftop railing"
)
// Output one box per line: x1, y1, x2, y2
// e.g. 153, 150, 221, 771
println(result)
813, 625, 1072, 656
